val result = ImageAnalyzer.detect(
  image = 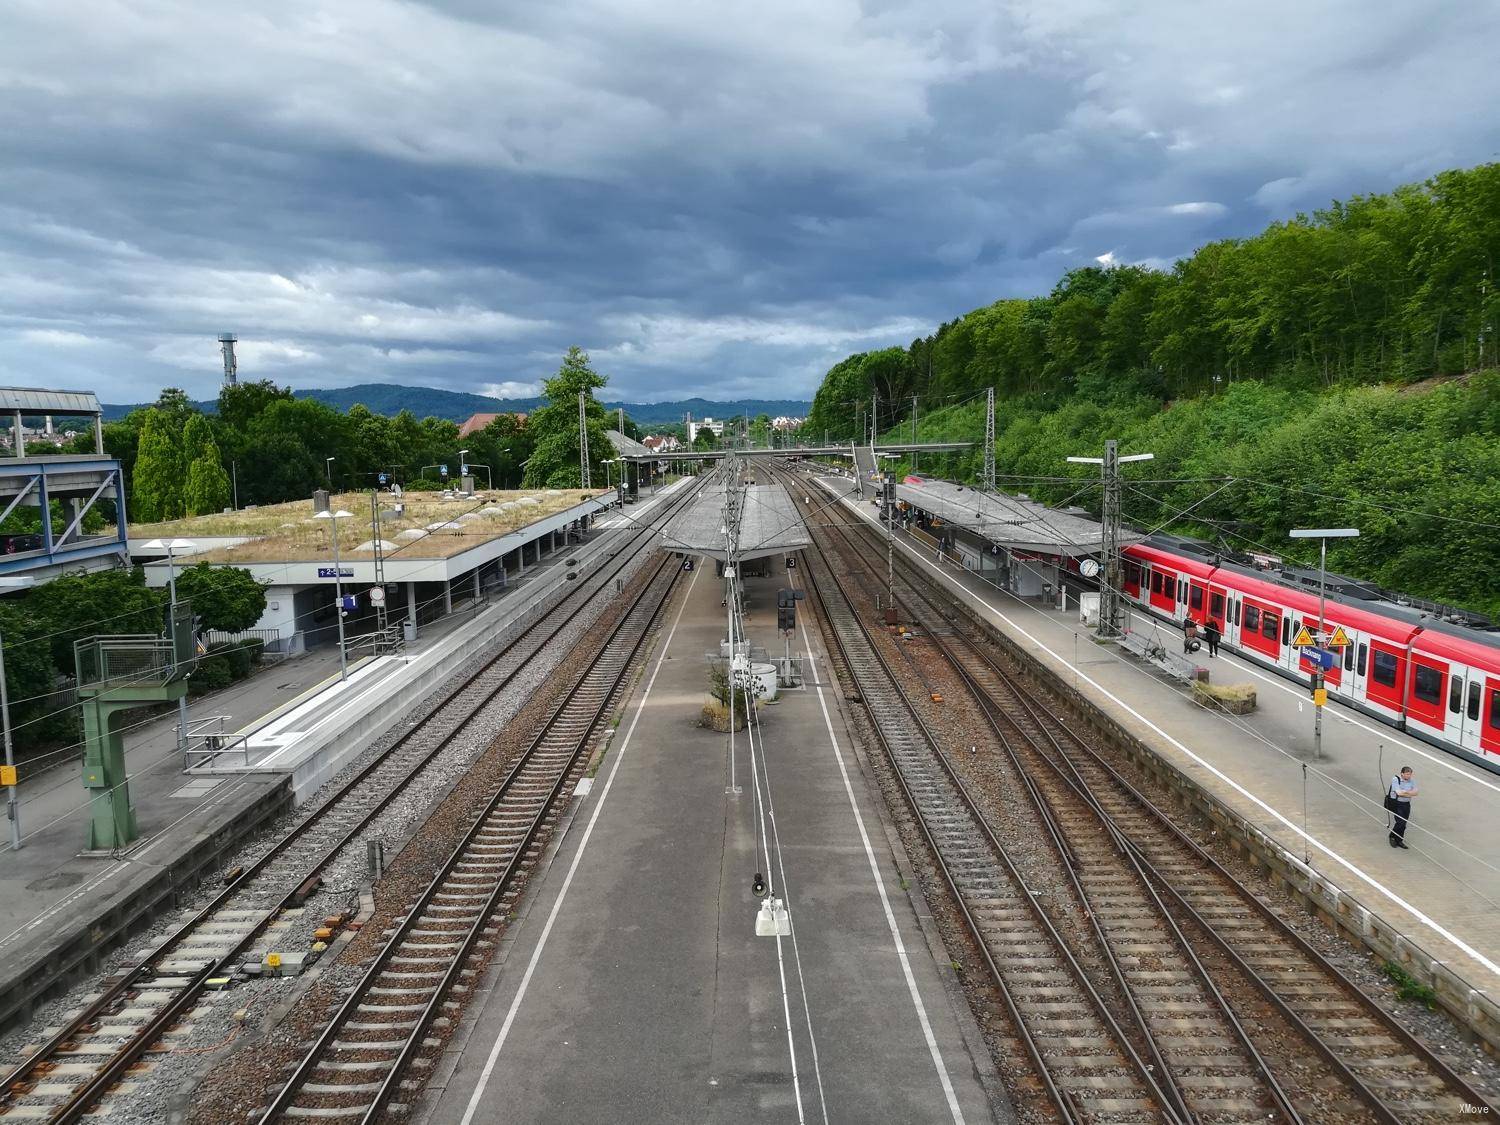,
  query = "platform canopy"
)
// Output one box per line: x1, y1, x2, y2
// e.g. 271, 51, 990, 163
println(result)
0, 387, 102, 416
660, 479, 810, 562
897, 477, 1139, 558
606, 429, 653, 459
